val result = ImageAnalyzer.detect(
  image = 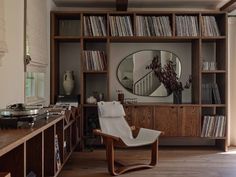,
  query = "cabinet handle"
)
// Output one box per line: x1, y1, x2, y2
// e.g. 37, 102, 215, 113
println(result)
180, 106, 183, 108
